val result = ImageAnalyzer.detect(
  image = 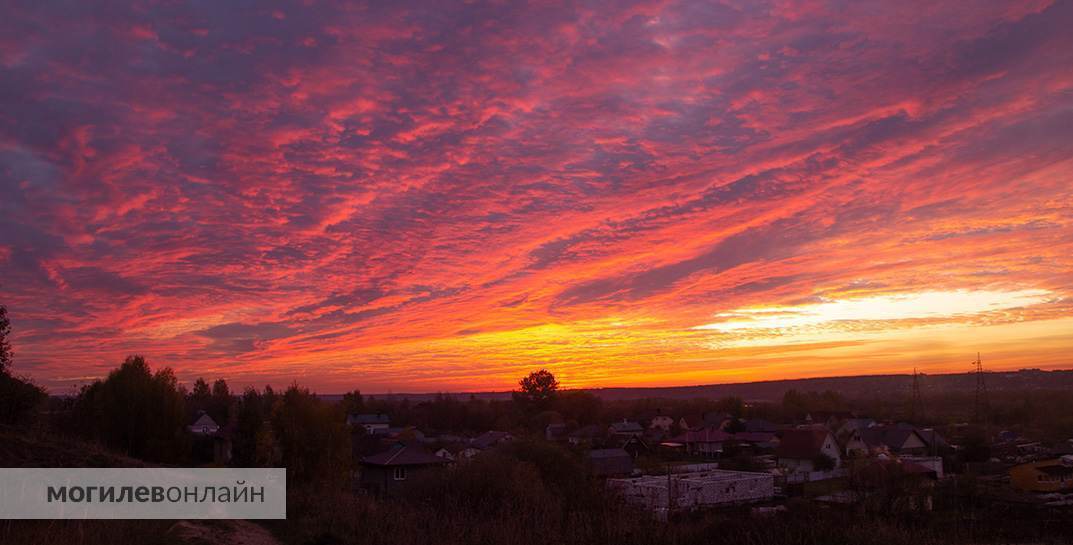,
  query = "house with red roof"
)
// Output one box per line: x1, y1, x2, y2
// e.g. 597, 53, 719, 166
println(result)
671, 426, 732, 458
